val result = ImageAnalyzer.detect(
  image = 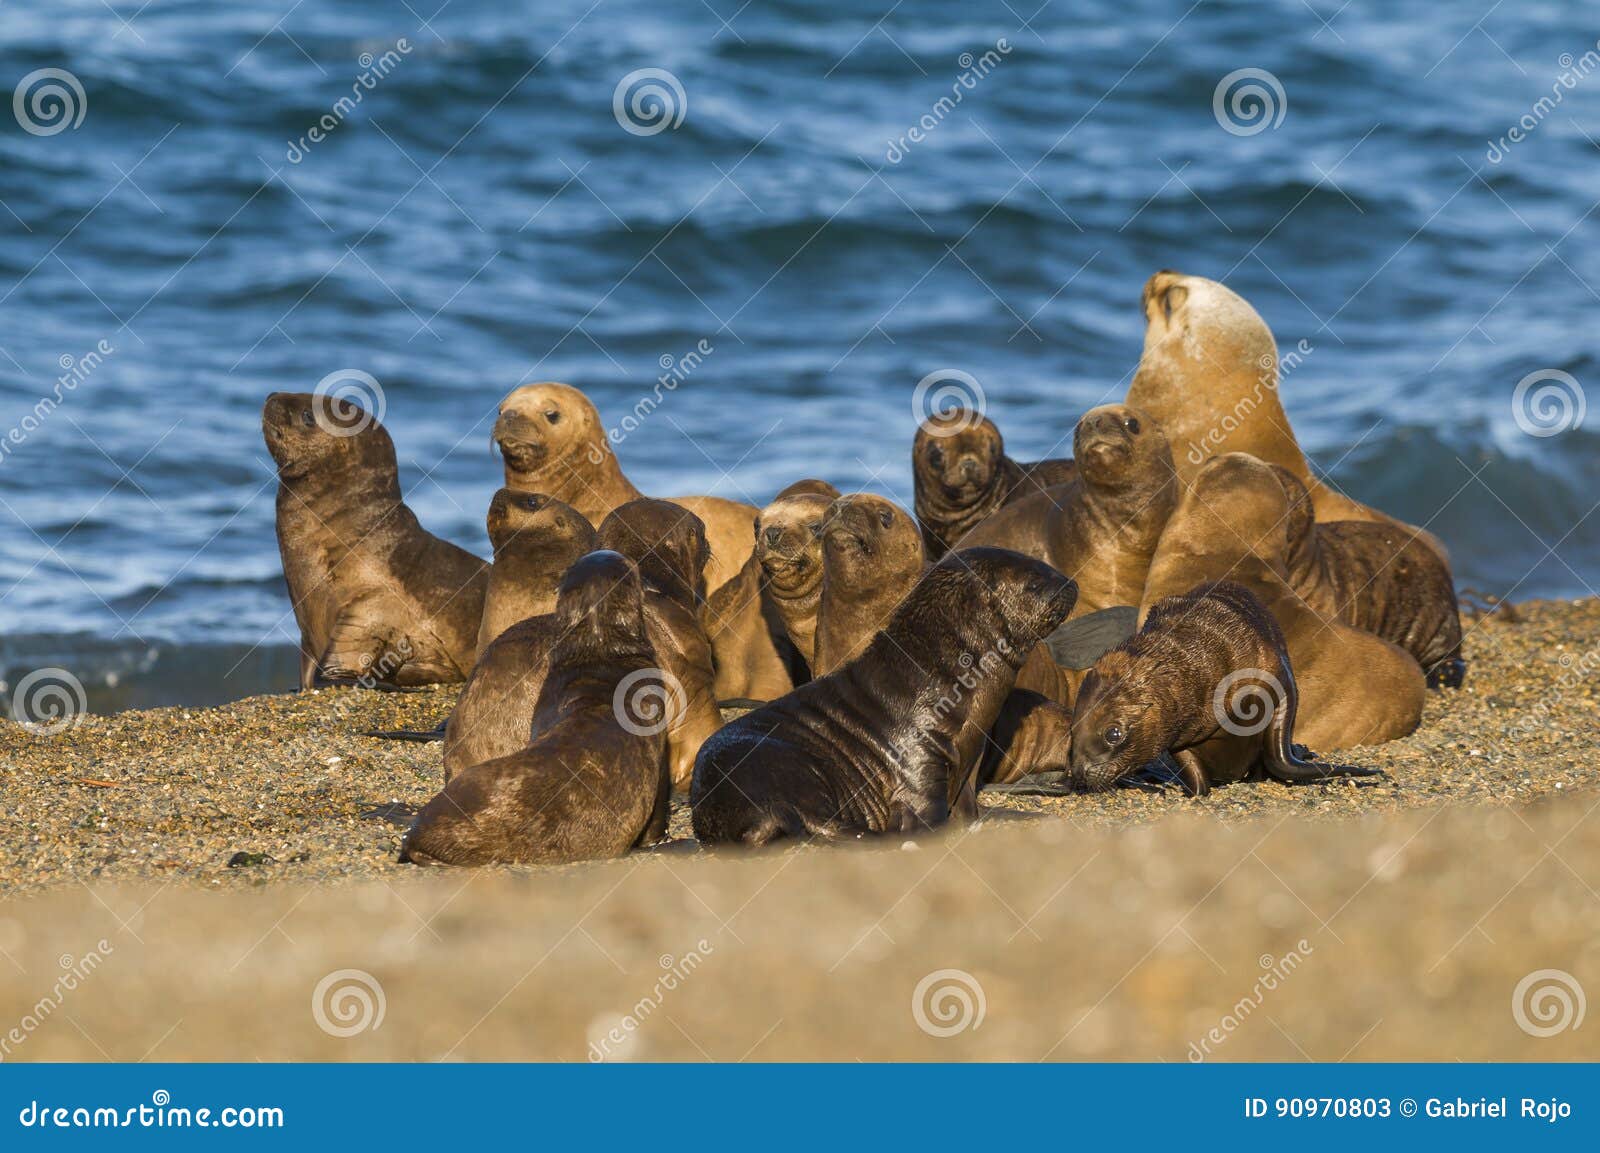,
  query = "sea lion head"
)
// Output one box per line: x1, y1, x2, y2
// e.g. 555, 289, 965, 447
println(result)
1136, 270, 1276, 373
493, 382, 605, 480
905, 547, 1079, 659
755, 481, 839, 596
913, 411, 1005, 505
1072, 403, 1171, 490
1067, 649, 1166, 790
552, 549, 649, 644
485, 489, 594, 558
596, 498, 710, 610
819, 494, 923, 585
261, 391, 397, 481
